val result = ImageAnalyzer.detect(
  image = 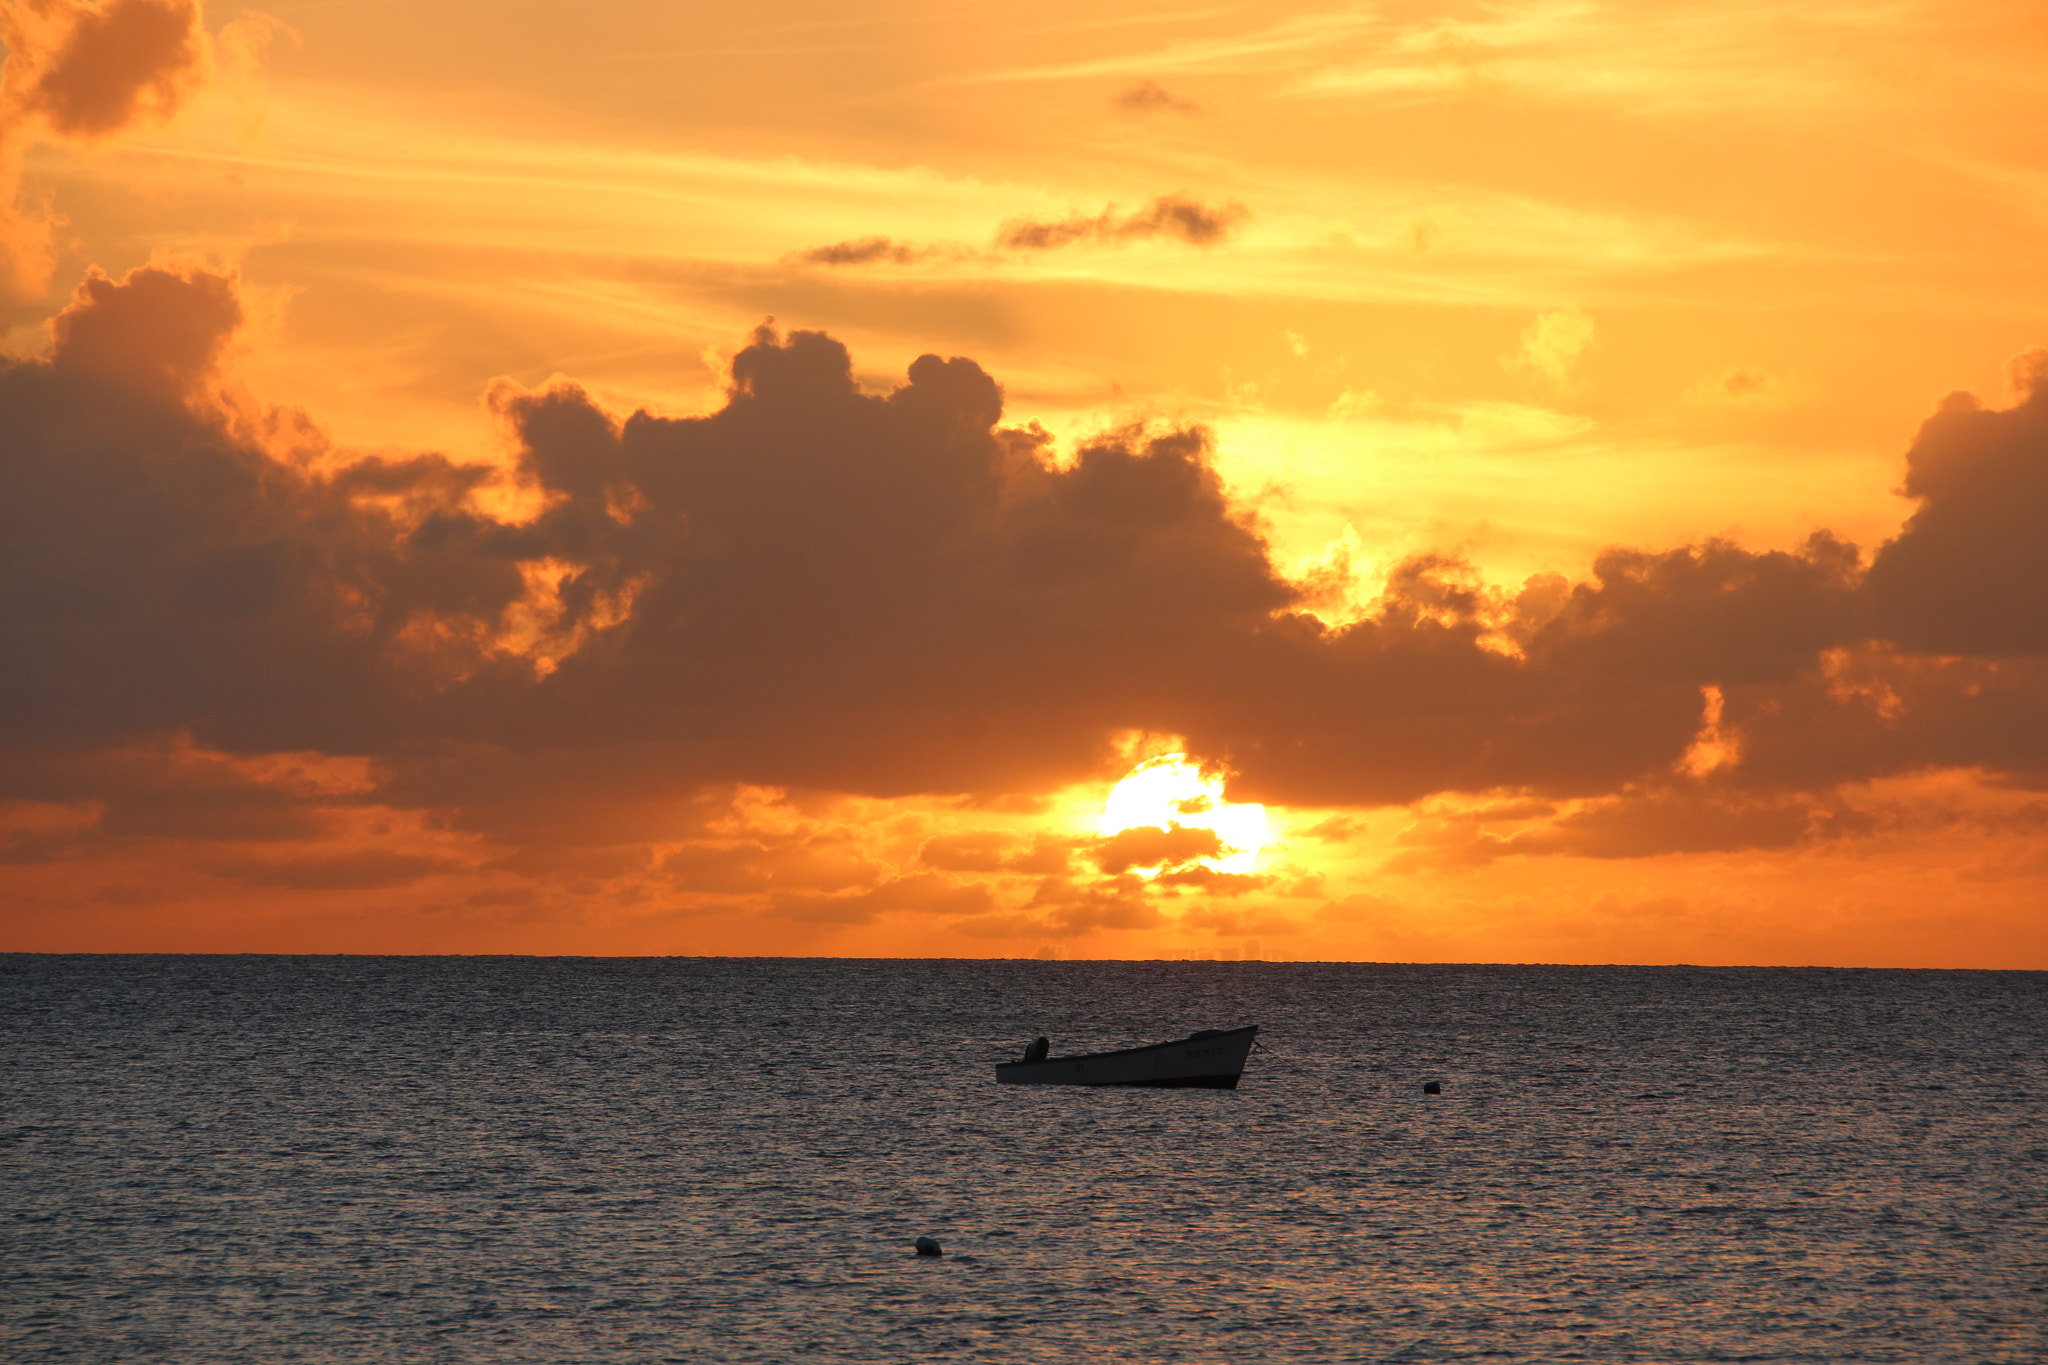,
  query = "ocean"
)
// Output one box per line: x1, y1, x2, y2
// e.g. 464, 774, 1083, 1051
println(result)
3, 956, 2043, 1362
